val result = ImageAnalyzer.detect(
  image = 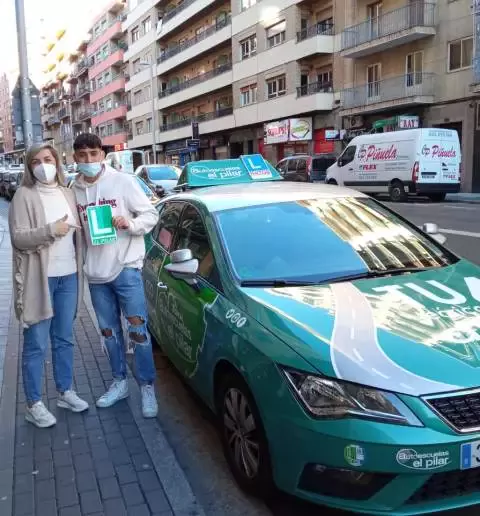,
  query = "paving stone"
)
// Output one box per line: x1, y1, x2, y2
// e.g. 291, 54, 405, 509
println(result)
76, 470, 98, 493
36, 499, 57, 516
144, 489, 170, 514
137, 471, 162, 493
99, 476, 121, 500
74, 453, 94, 472
57, 482, 79, 508
116, 464, 137, 485
59, 505, 82, 516
127, 504, 151, 516
35, 477, 56, 502
103, 497, 128, 516
80, 489, 103, 514
121, 483, 145, 506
